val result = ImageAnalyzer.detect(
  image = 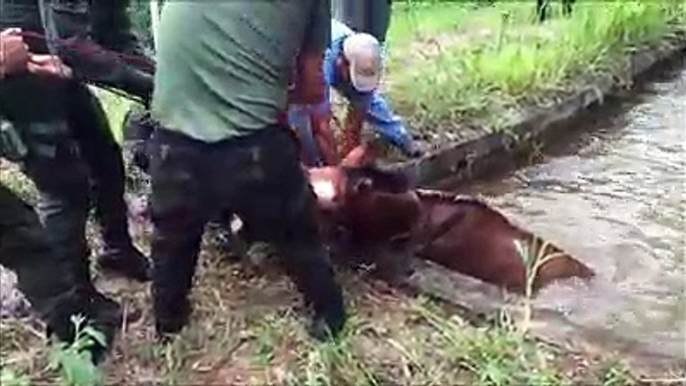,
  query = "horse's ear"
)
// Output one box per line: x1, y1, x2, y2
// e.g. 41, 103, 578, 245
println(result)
341, 143, 377, 167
